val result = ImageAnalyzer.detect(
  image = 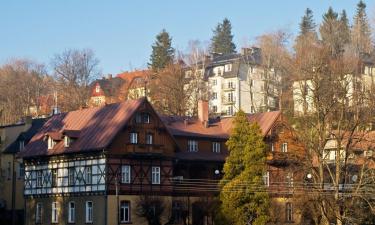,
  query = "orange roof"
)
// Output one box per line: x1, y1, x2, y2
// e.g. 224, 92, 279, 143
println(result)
161, 111, 281, 139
